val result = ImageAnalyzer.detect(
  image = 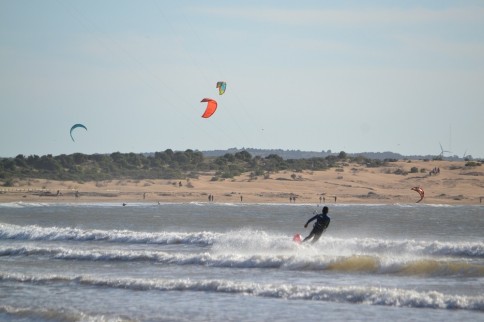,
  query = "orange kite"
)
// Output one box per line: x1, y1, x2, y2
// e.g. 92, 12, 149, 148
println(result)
200, 98, 218, 118
411, 186, 424, 203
